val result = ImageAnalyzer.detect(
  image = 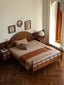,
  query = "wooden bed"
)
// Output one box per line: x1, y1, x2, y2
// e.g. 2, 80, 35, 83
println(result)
8, 31, 62, 72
